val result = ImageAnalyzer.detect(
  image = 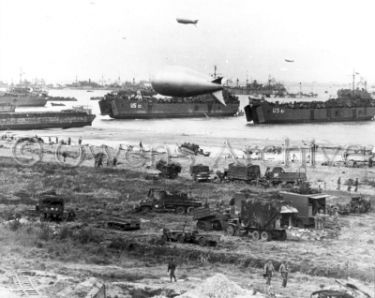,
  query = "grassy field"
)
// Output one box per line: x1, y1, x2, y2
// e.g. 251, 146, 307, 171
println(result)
0, 154, 374, 297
